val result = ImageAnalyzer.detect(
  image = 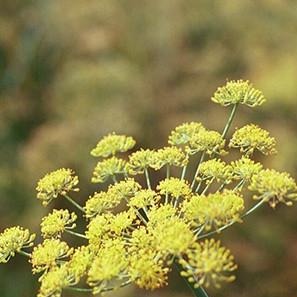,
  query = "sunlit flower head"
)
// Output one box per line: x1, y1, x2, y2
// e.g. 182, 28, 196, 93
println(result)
108, 178, 142, 200
183, 190, 244, 230
198, 159, 232, 183
37, 265, 74, 297
148, 204, 177, 226
168, 122, 206, 146
180, 239, 237, 288
108, 210, 136, 235
157, 177, 192, 199
84, 191, 111, 219
87, 238, 127, 294
91, 133, 136, 158
211, 80, 266, 107
249, 169, 297, 208
0, 226, 35, 263
36, 168, 79, 206
91, 157, 127, 183
128, 189, 160, 209
188, 129, 226, 155
67, 246, 93, 283
148, 217, 194, 255
126, 149, 157, 175
229, 124, 276, 156
152, 146, 188, 170
86, 214, 111, 246
31, 239, 73, 274
231, 156, 263, 182
128, 249, 169, 290
41, 209, 77, 238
